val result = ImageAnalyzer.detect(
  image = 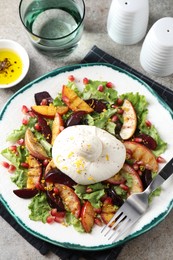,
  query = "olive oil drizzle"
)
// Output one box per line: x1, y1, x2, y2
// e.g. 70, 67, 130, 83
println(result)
0, 49, 23, 85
